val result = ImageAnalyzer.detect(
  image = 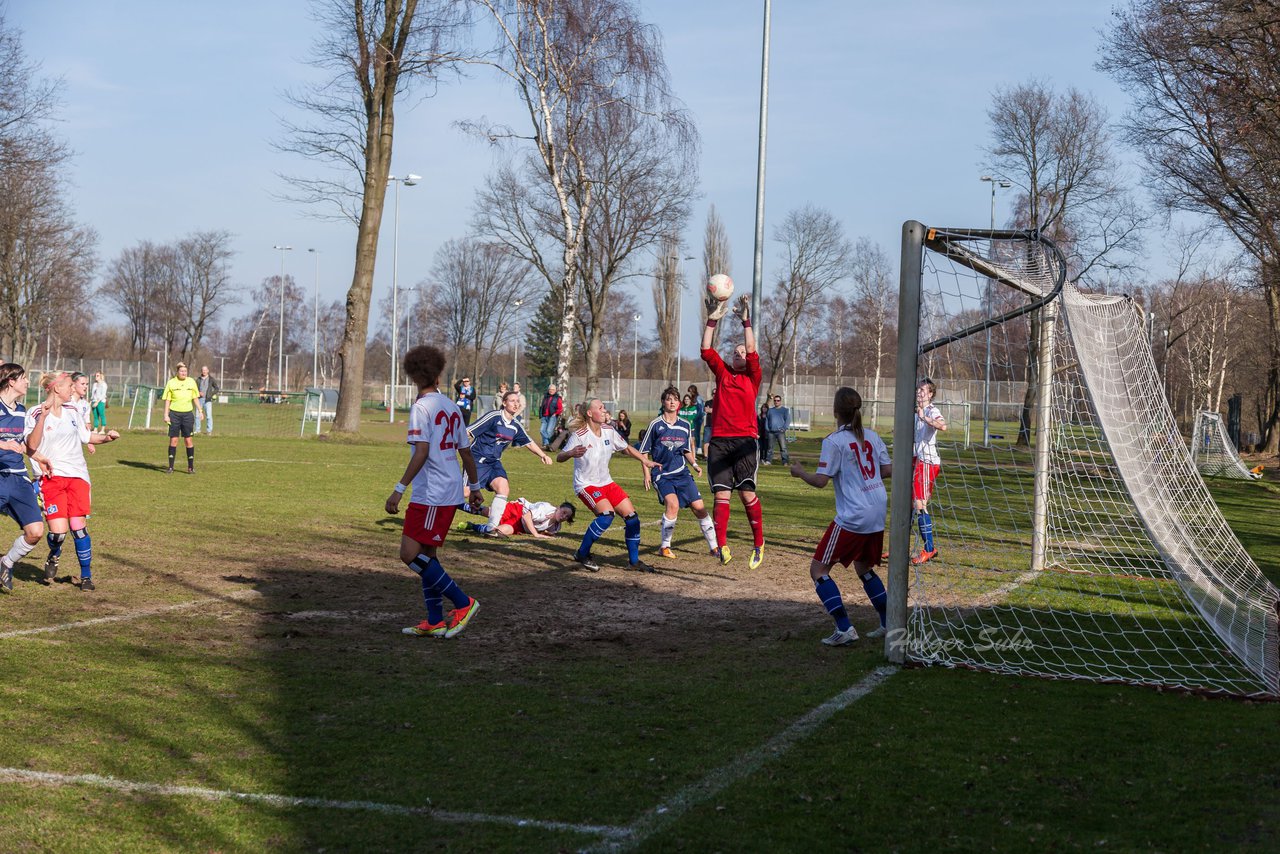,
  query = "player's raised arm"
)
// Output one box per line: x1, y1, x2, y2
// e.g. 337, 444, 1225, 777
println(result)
733, 295, 757, 354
